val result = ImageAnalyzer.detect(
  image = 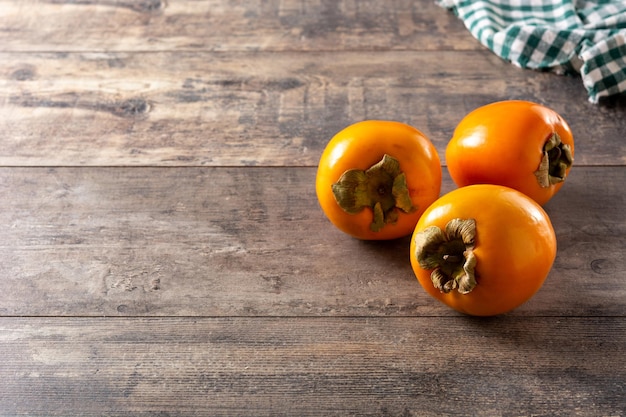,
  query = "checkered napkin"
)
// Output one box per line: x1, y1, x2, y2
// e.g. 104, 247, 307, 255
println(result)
437, 0, 626, 103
